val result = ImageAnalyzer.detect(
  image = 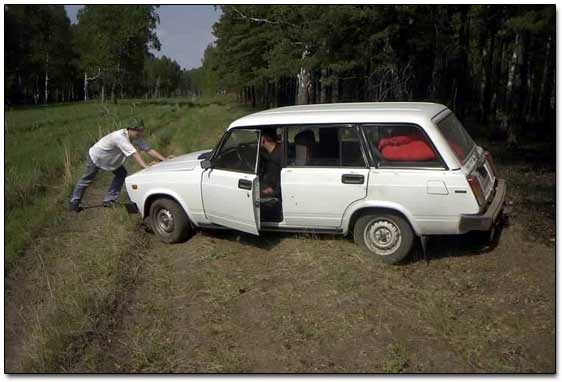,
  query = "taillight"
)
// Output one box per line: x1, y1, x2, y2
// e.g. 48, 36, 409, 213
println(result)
467, 175, 486, 207
483, 151, 497, 177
